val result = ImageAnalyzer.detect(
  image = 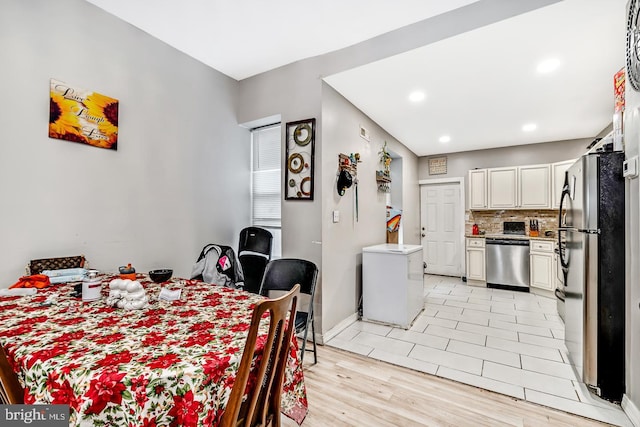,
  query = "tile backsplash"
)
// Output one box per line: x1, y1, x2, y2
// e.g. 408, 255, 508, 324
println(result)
466, 210, 558, 236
